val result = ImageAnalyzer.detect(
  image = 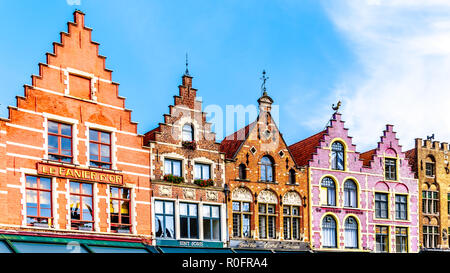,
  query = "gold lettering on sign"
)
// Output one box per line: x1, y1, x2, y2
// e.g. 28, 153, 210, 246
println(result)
36, 163, 123, 185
